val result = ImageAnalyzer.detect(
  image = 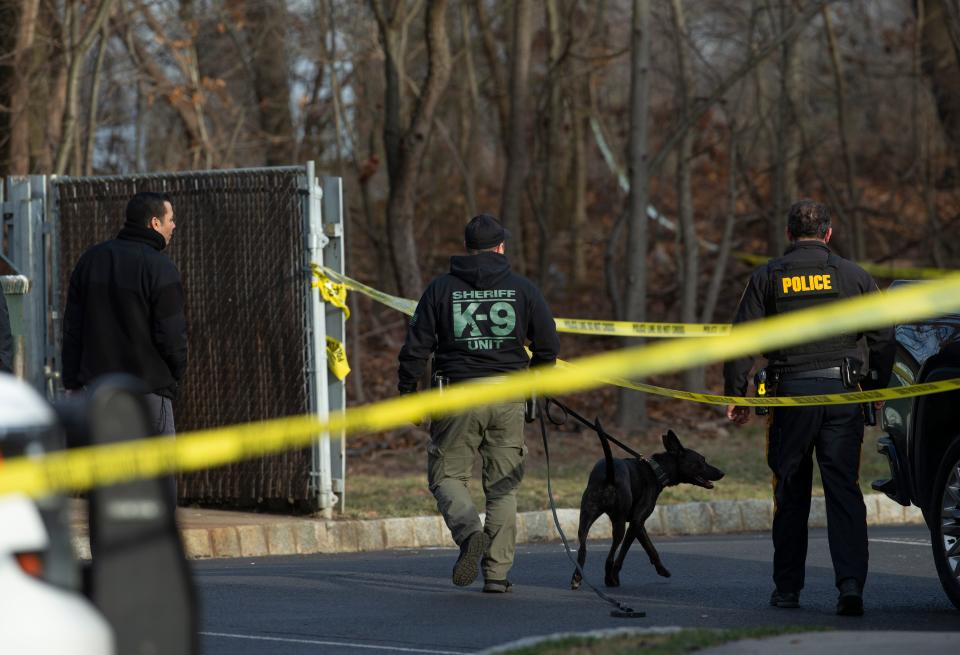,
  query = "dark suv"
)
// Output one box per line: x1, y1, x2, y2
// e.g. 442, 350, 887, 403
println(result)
873, 299, 960, 610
